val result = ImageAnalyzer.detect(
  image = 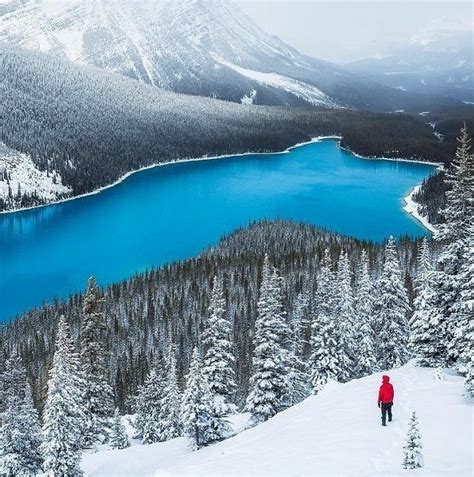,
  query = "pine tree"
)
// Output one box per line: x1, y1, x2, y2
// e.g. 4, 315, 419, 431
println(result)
409, 238, 447, 366
181, 348, 217, 449
334, 250, 356, 381
42, 316, 85, 477
459, 222, 474, 396
0, 379, 43, 476
435, 125, 474, 367
158, 351, 182, 440
376, 237, 411, 369
402, 412, 424, 469
353, 250, 376, 377
80, 277, 114, 447
110, 408, 129, 450
309, 250, 340, 393
139, 364, 166, 444
203, 276, 236, 414
246, 256, 291, 423
286, 293, 311, 406
2, 353, 26, 403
